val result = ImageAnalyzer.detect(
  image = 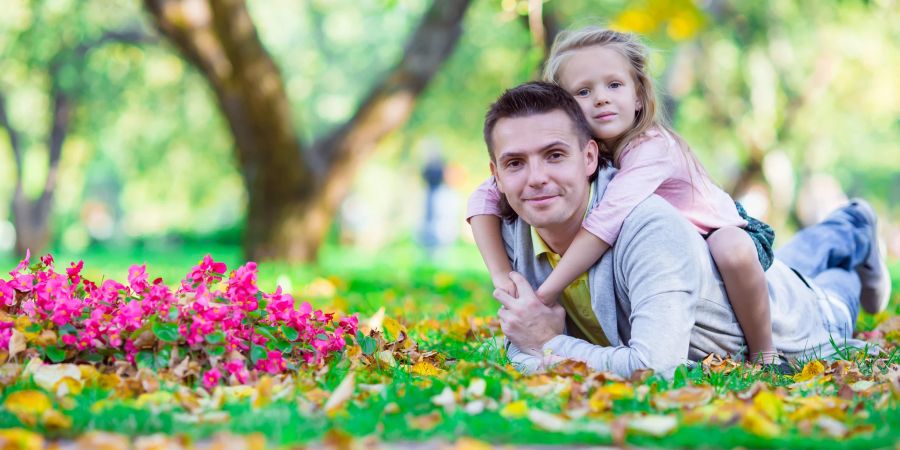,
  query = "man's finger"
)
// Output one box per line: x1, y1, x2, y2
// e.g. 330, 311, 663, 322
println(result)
508, 271, 535, 295
493, 288, 515, 309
